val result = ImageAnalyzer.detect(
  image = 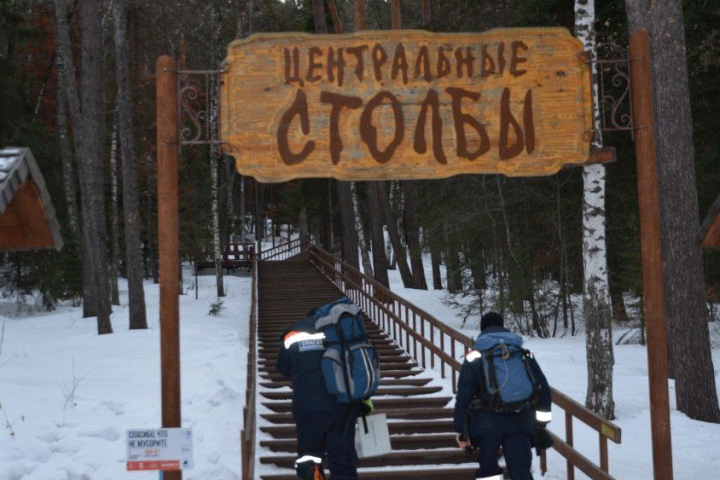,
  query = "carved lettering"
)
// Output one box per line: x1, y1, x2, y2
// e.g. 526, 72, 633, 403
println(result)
414, 46, 432, 82
360, 91, 404, 163
454, 47, 475, 78
437, 47, 451, 79
327, 47, 345, 86
372, 44, 388, 81
306, 46, 323, 82
283, 47, 304, 86
510, 41, 529, 77
272, 39, 542, 167
277, 89, 314, 164
446, 87, 489, 160
320, 91, 363, 164
391, 43, 409, 84
346, 45, 368, 82
499, 88, 535, 160
481, 44, 496, 77
413, 89, 446, 164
